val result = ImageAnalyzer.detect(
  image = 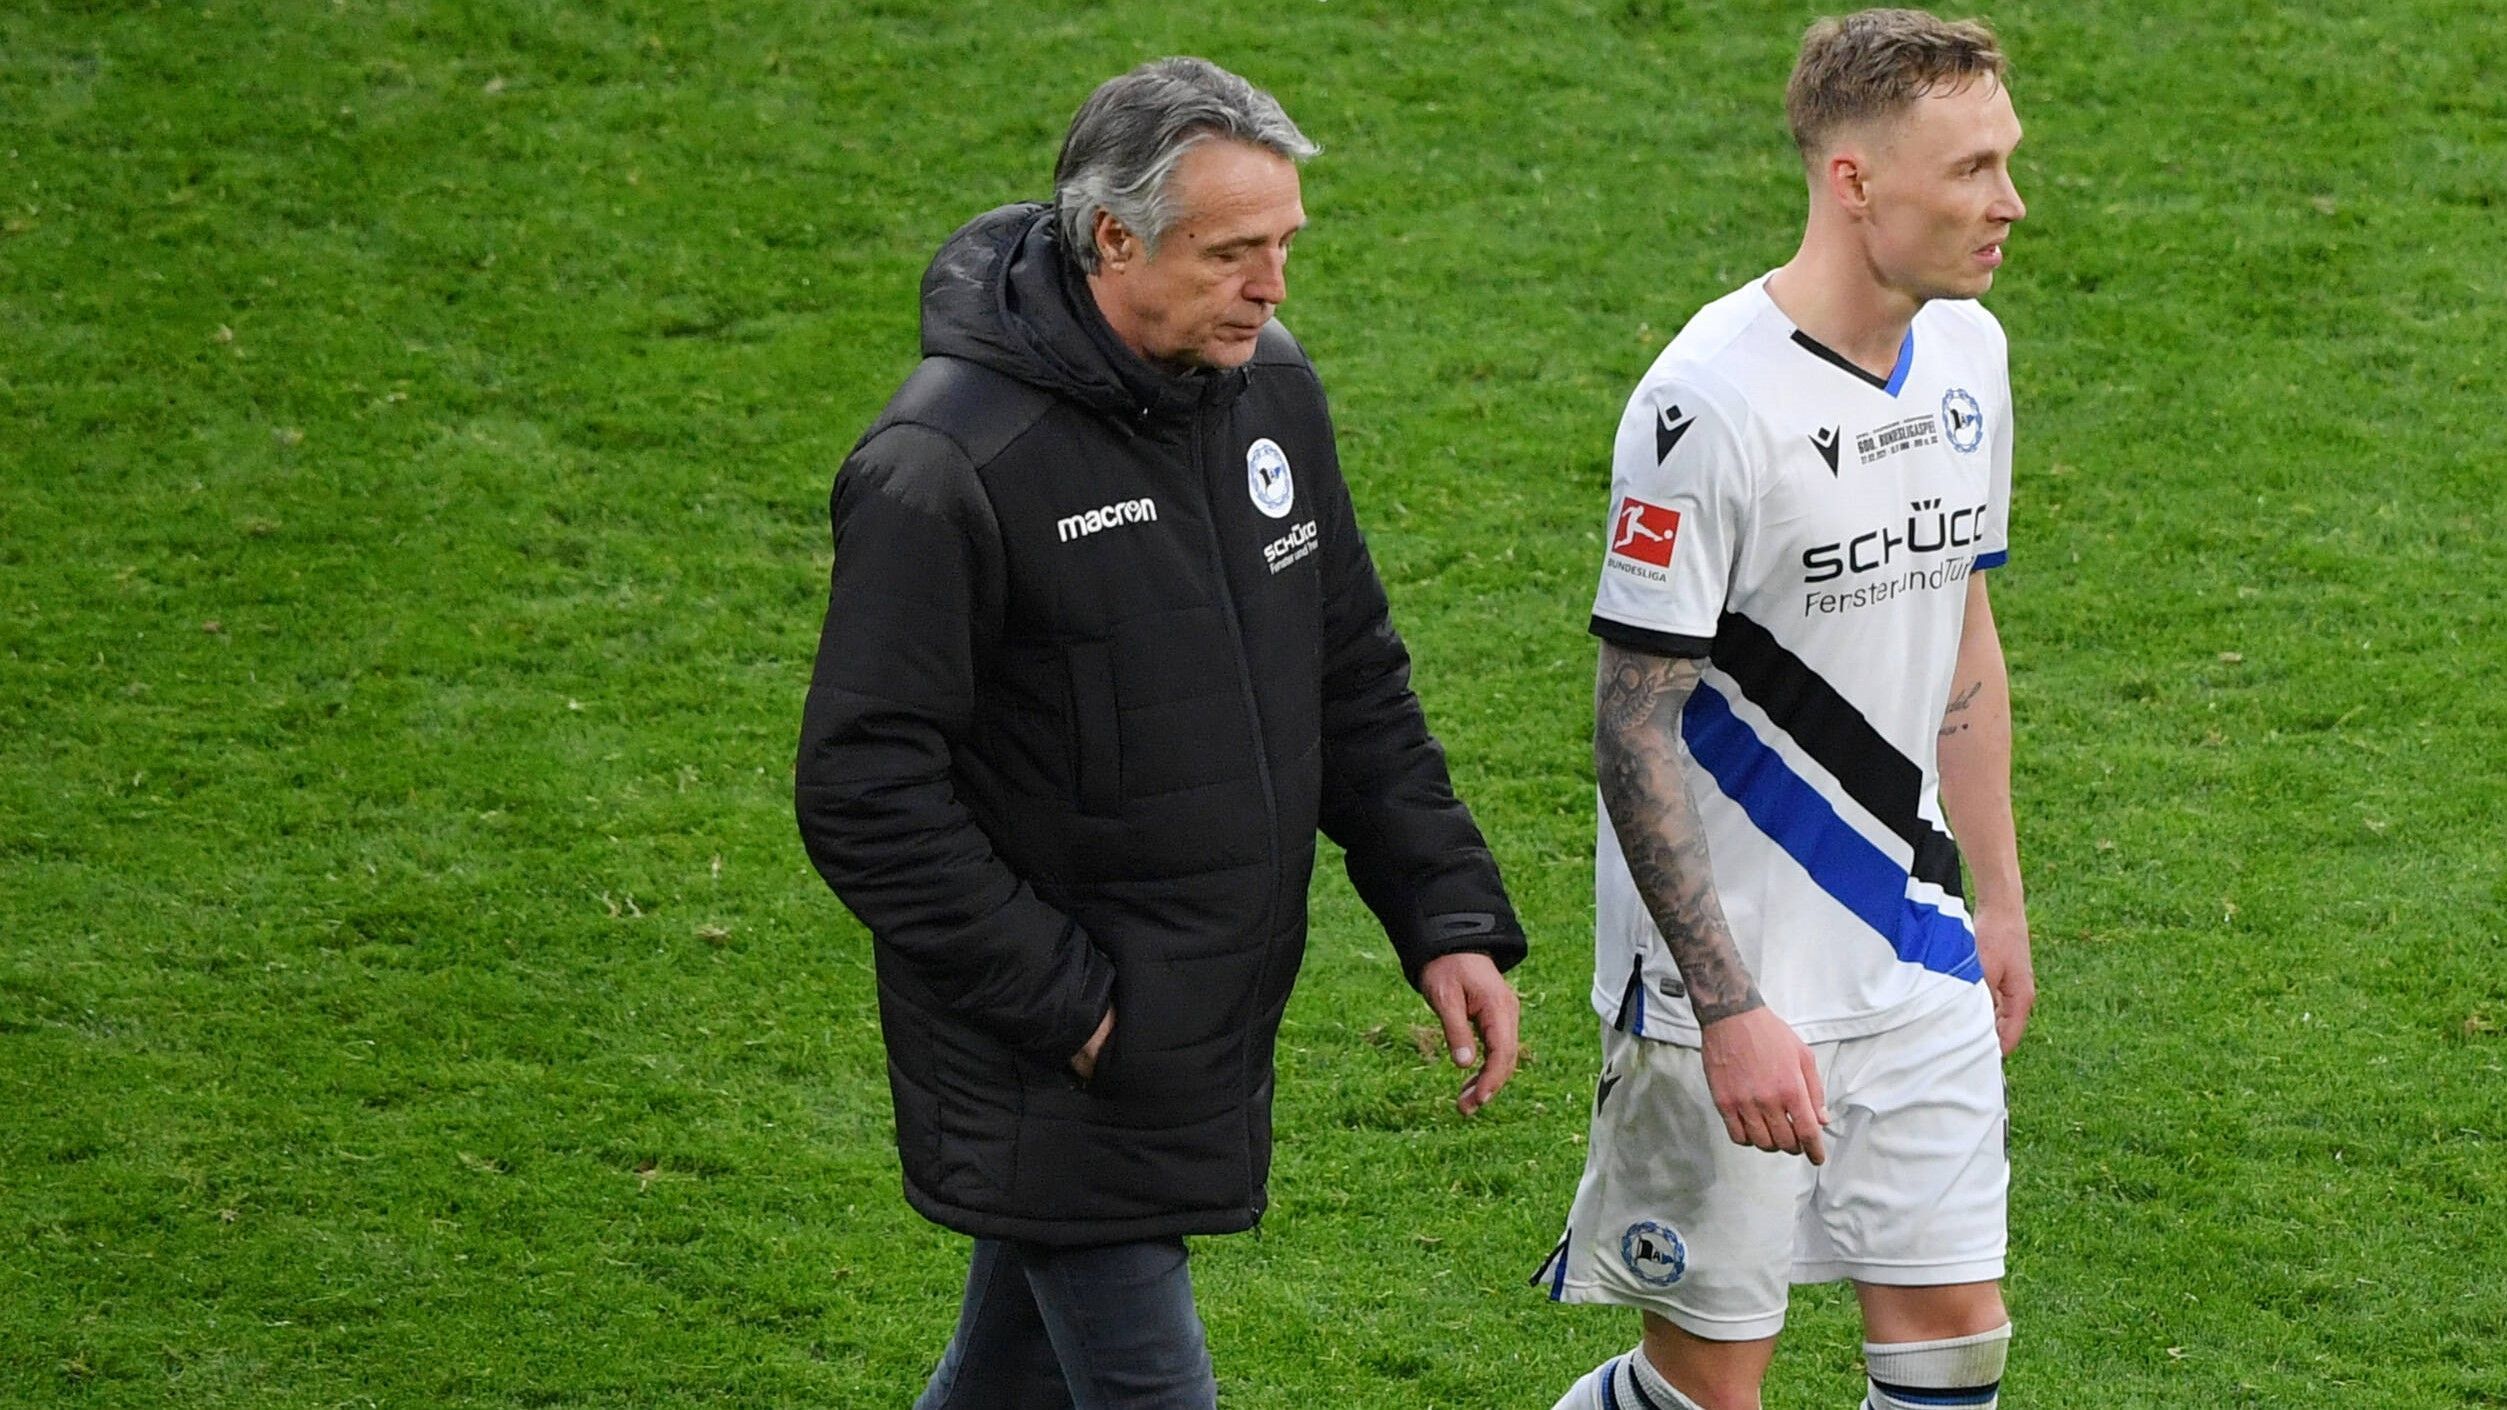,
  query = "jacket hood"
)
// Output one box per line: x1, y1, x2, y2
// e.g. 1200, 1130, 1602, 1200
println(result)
918, 202, 1246, 424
